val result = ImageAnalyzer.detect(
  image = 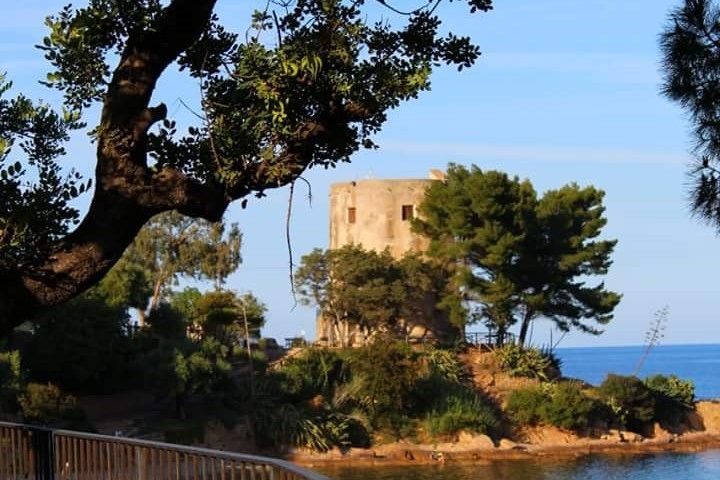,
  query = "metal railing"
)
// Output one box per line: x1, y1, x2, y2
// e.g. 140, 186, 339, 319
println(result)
465, 330, 517, 347
0, 421, 330, 480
